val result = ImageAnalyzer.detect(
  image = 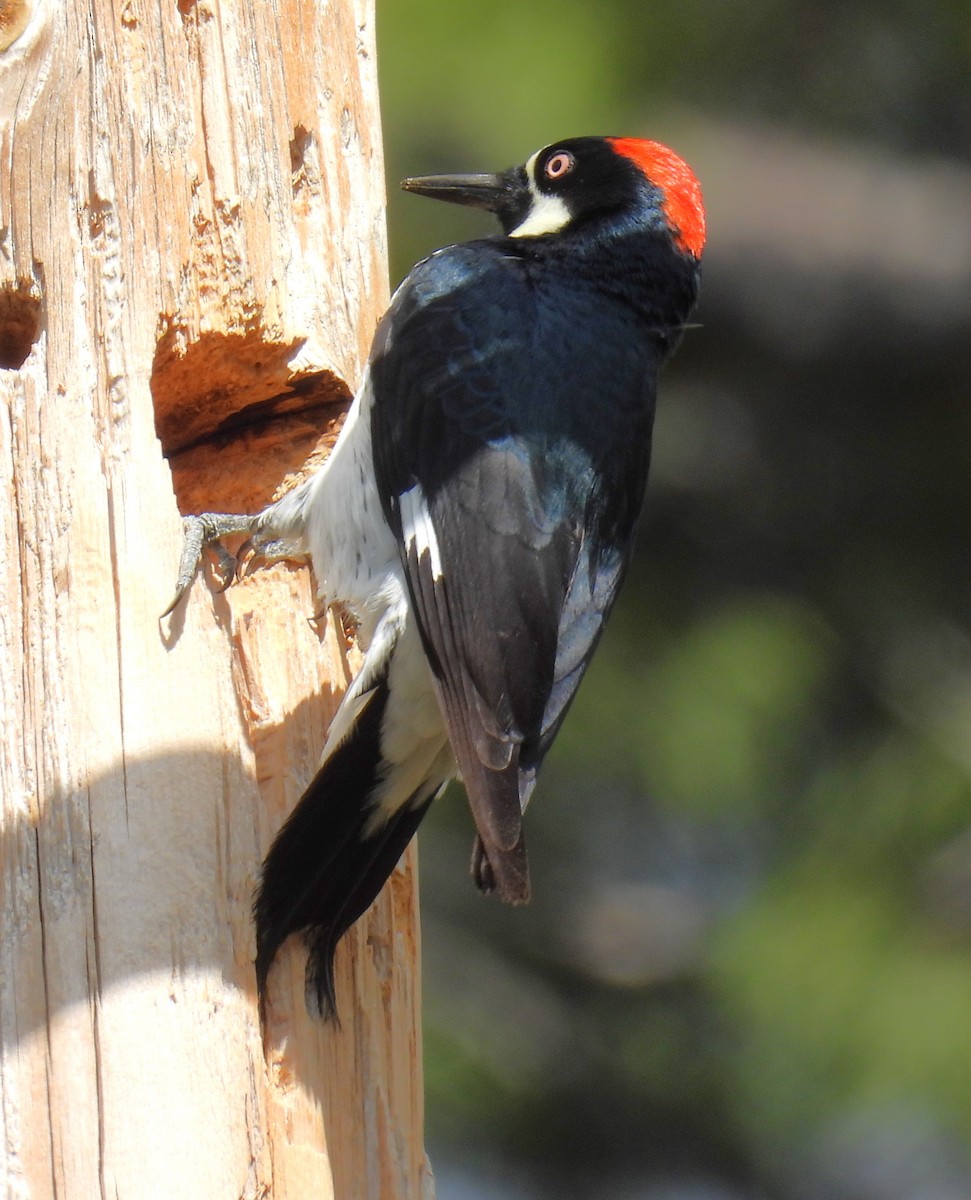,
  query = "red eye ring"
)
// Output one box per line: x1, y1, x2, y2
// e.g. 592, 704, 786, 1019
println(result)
544, 151, 575, 180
